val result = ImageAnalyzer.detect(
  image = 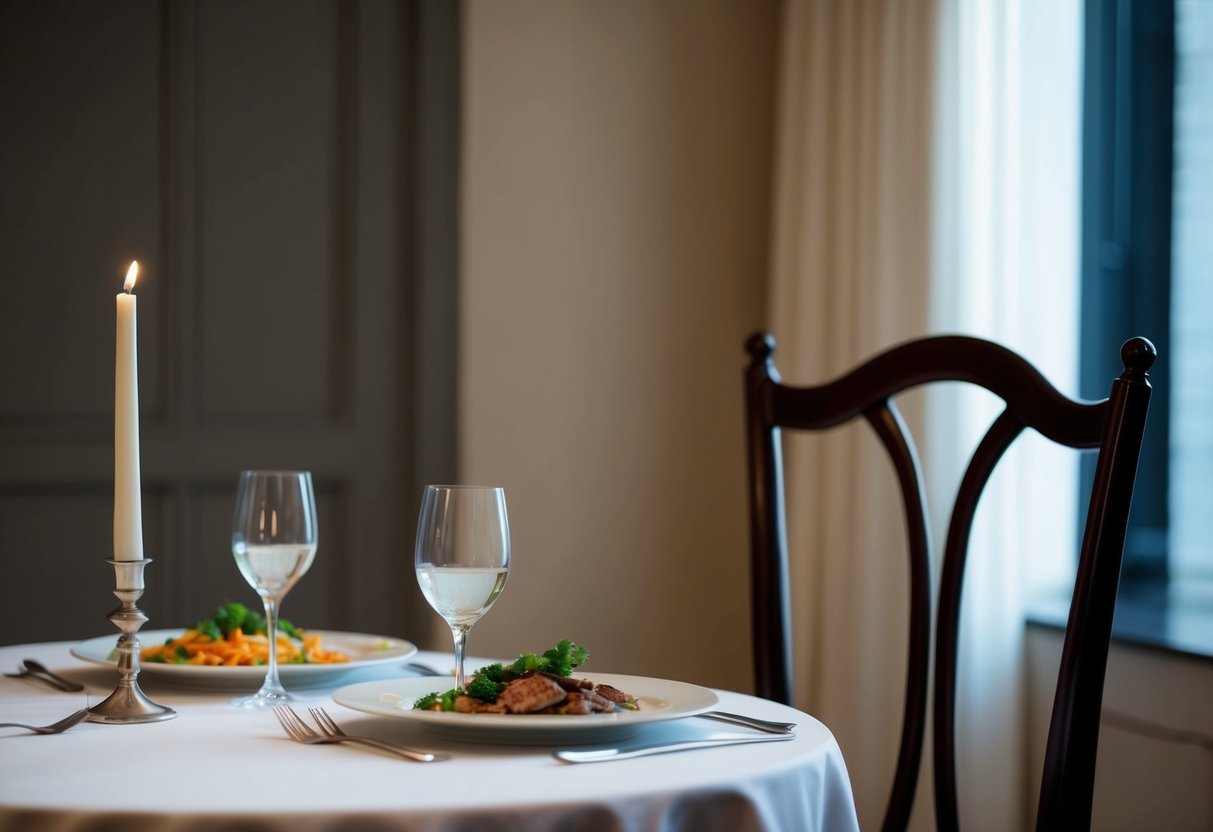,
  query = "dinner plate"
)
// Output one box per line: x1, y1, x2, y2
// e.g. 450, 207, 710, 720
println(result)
70, 629, 417, 690
332, 672, 719, 745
